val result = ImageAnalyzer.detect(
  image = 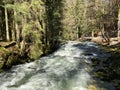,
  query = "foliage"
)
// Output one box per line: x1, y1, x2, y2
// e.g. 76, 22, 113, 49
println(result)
0, 0, 120, 69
